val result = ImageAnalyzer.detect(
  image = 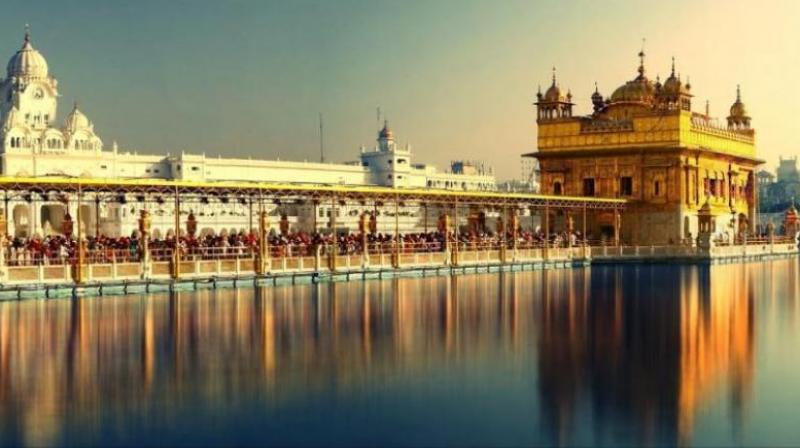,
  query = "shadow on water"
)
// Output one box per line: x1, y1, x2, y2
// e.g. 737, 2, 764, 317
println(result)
0, 260, 799, 446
